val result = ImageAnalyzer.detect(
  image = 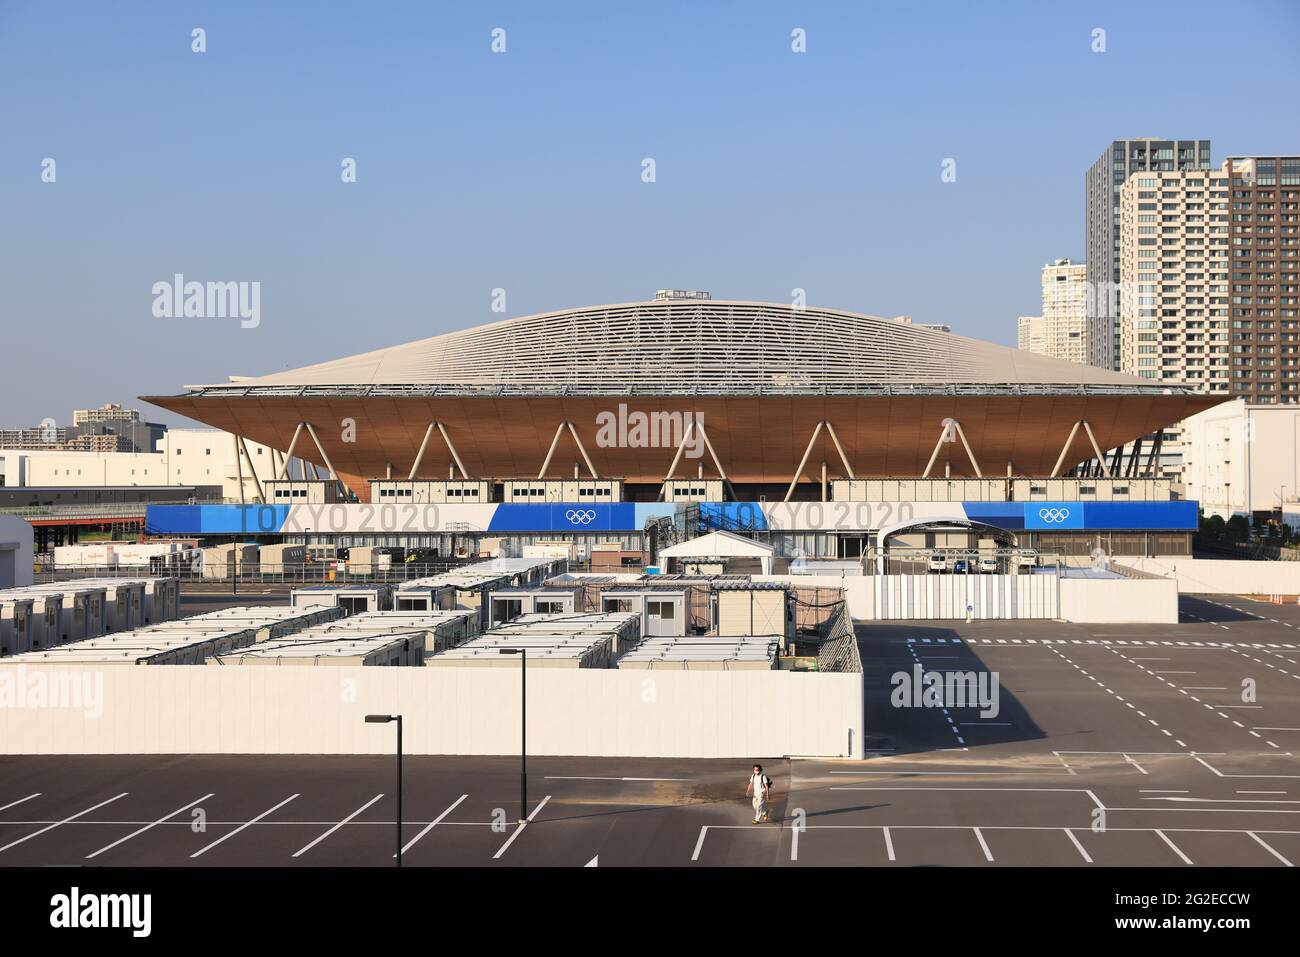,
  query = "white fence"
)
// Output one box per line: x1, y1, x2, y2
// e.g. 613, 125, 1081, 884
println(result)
872, 573, 1059, 620
1122, 557, 1300, 596
0, 665, 864, 759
